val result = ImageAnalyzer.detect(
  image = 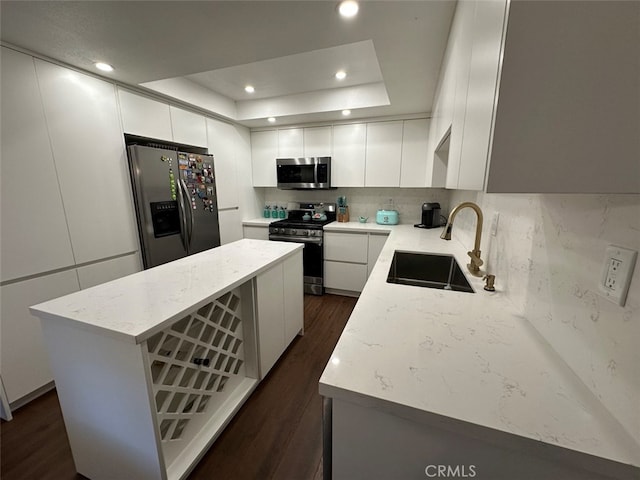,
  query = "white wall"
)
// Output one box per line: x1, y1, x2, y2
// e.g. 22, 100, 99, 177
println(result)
263, 187, 449, 225
448, 190, 640, 445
